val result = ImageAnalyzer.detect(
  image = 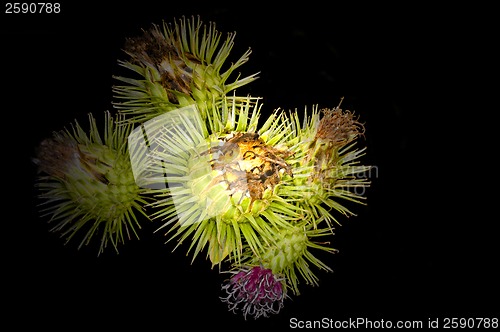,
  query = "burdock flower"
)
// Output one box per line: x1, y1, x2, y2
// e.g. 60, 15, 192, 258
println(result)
33, 111, 151, 254
128, 98, 301, 266
285, 100, 371, 229
112, 15, 259, 124
220, 265, 286, 320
